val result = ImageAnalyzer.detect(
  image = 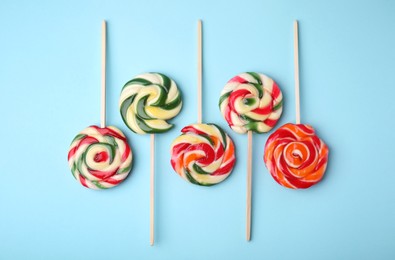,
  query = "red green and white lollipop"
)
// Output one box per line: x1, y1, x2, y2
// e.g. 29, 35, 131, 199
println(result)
68, 125, 132, 189
219, 72, 283, 134
67, 21, 133, 189
170, 123, 236, 186
170, 20, 236, 186
219, 72, 283, 241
